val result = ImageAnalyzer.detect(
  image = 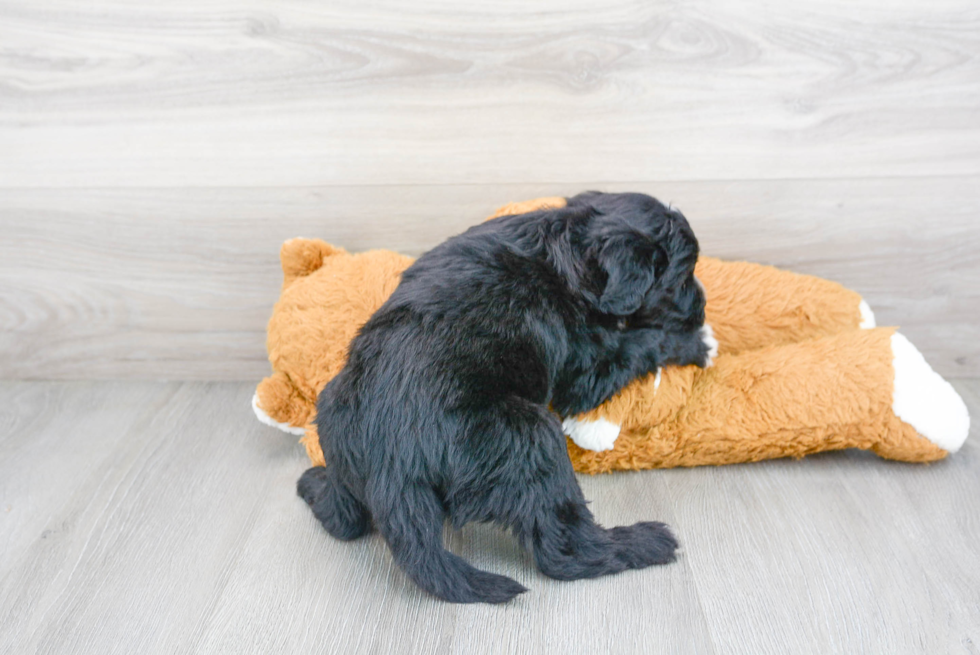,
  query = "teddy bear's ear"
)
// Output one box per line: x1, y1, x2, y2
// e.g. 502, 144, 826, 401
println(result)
280, 238, 346, 287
